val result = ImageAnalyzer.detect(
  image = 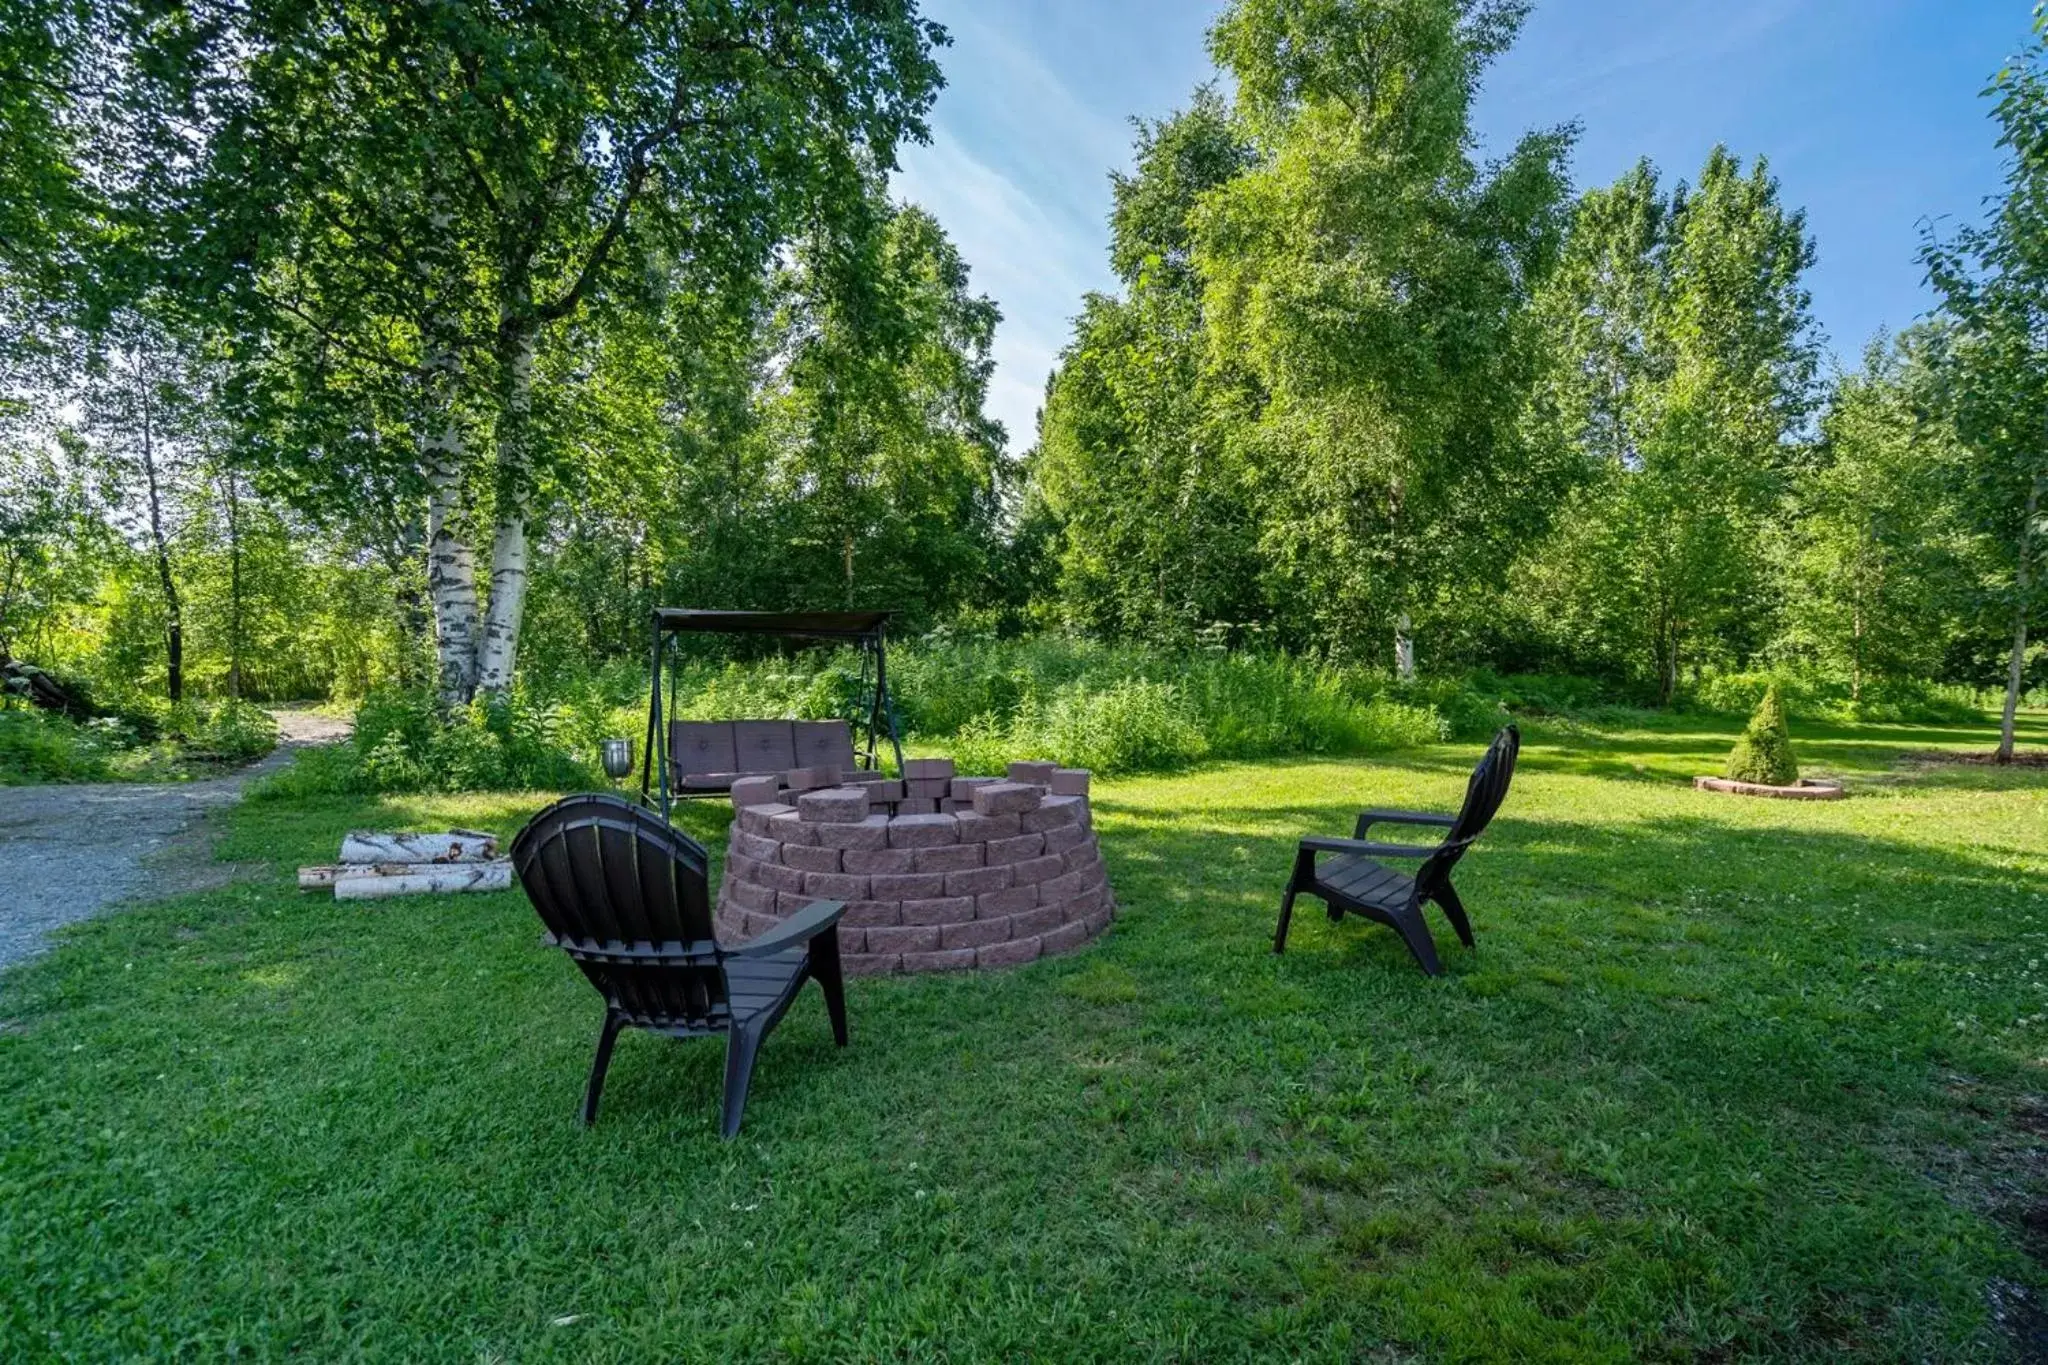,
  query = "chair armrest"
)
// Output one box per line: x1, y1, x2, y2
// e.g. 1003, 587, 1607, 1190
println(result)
1353, 808, 1455, 840
1300, 835, 1441, 860
730, 900, 846, 958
